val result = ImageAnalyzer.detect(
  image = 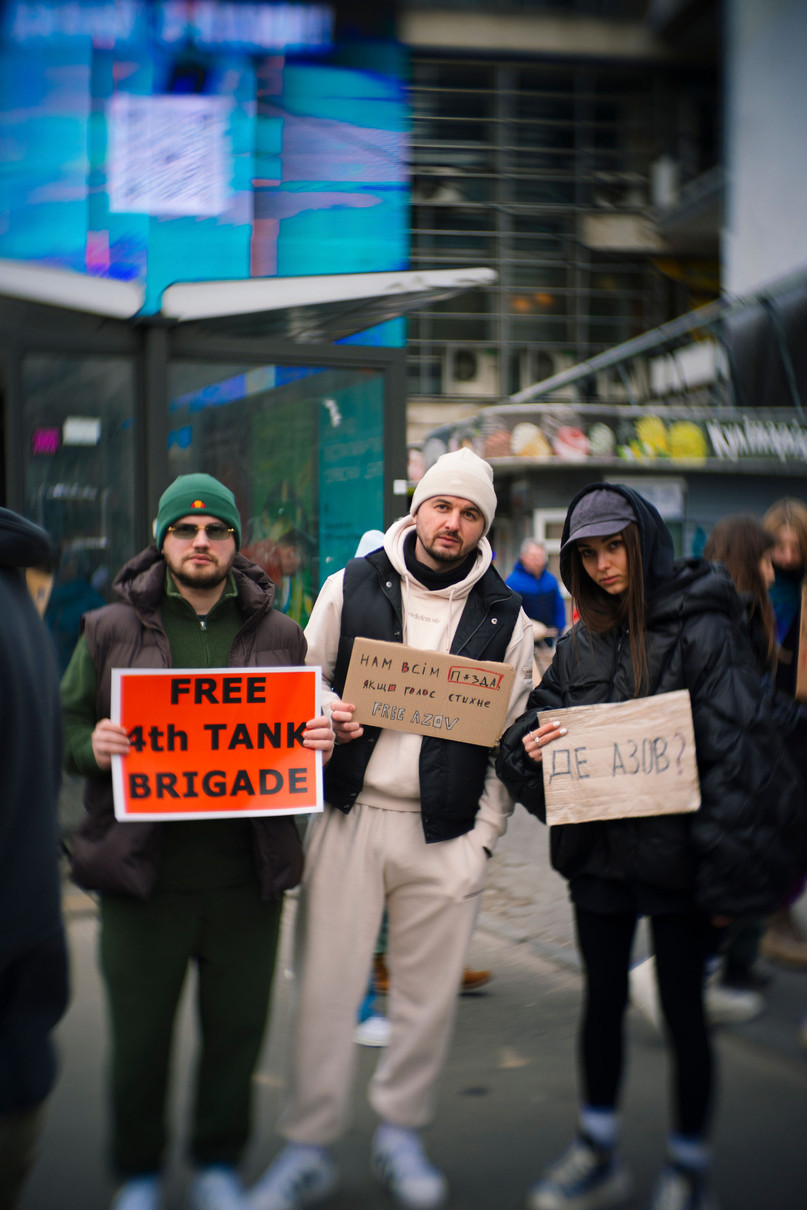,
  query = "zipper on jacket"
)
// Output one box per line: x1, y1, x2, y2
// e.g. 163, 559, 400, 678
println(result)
609, 629, 625, 692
